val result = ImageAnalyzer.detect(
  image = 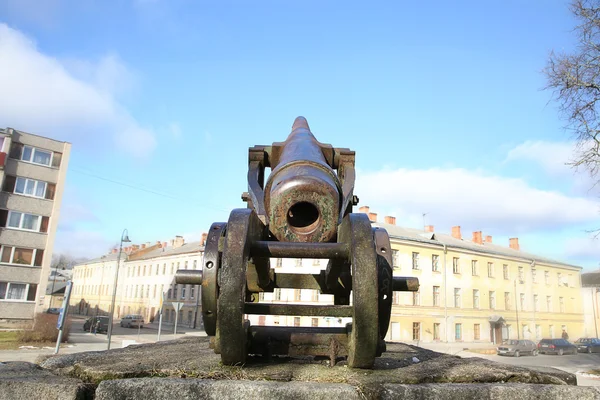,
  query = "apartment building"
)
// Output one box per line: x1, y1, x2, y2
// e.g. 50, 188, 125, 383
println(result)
0, 128, 70, 327
252, 207, 585, 343
70, 236, 204, 328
